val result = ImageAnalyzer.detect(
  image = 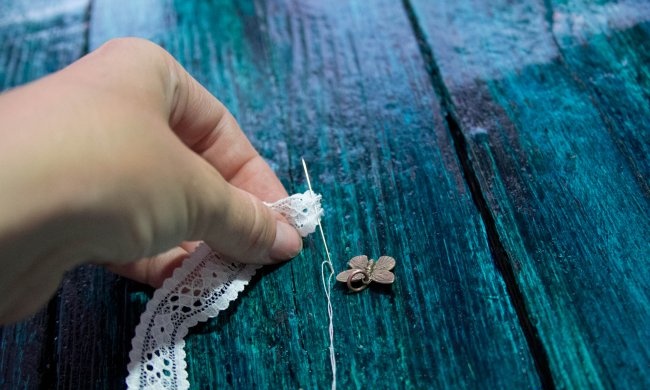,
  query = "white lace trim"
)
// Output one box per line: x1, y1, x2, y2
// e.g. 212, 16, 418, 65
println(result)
126, 191, 322, 390
265, 190, 323, 236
